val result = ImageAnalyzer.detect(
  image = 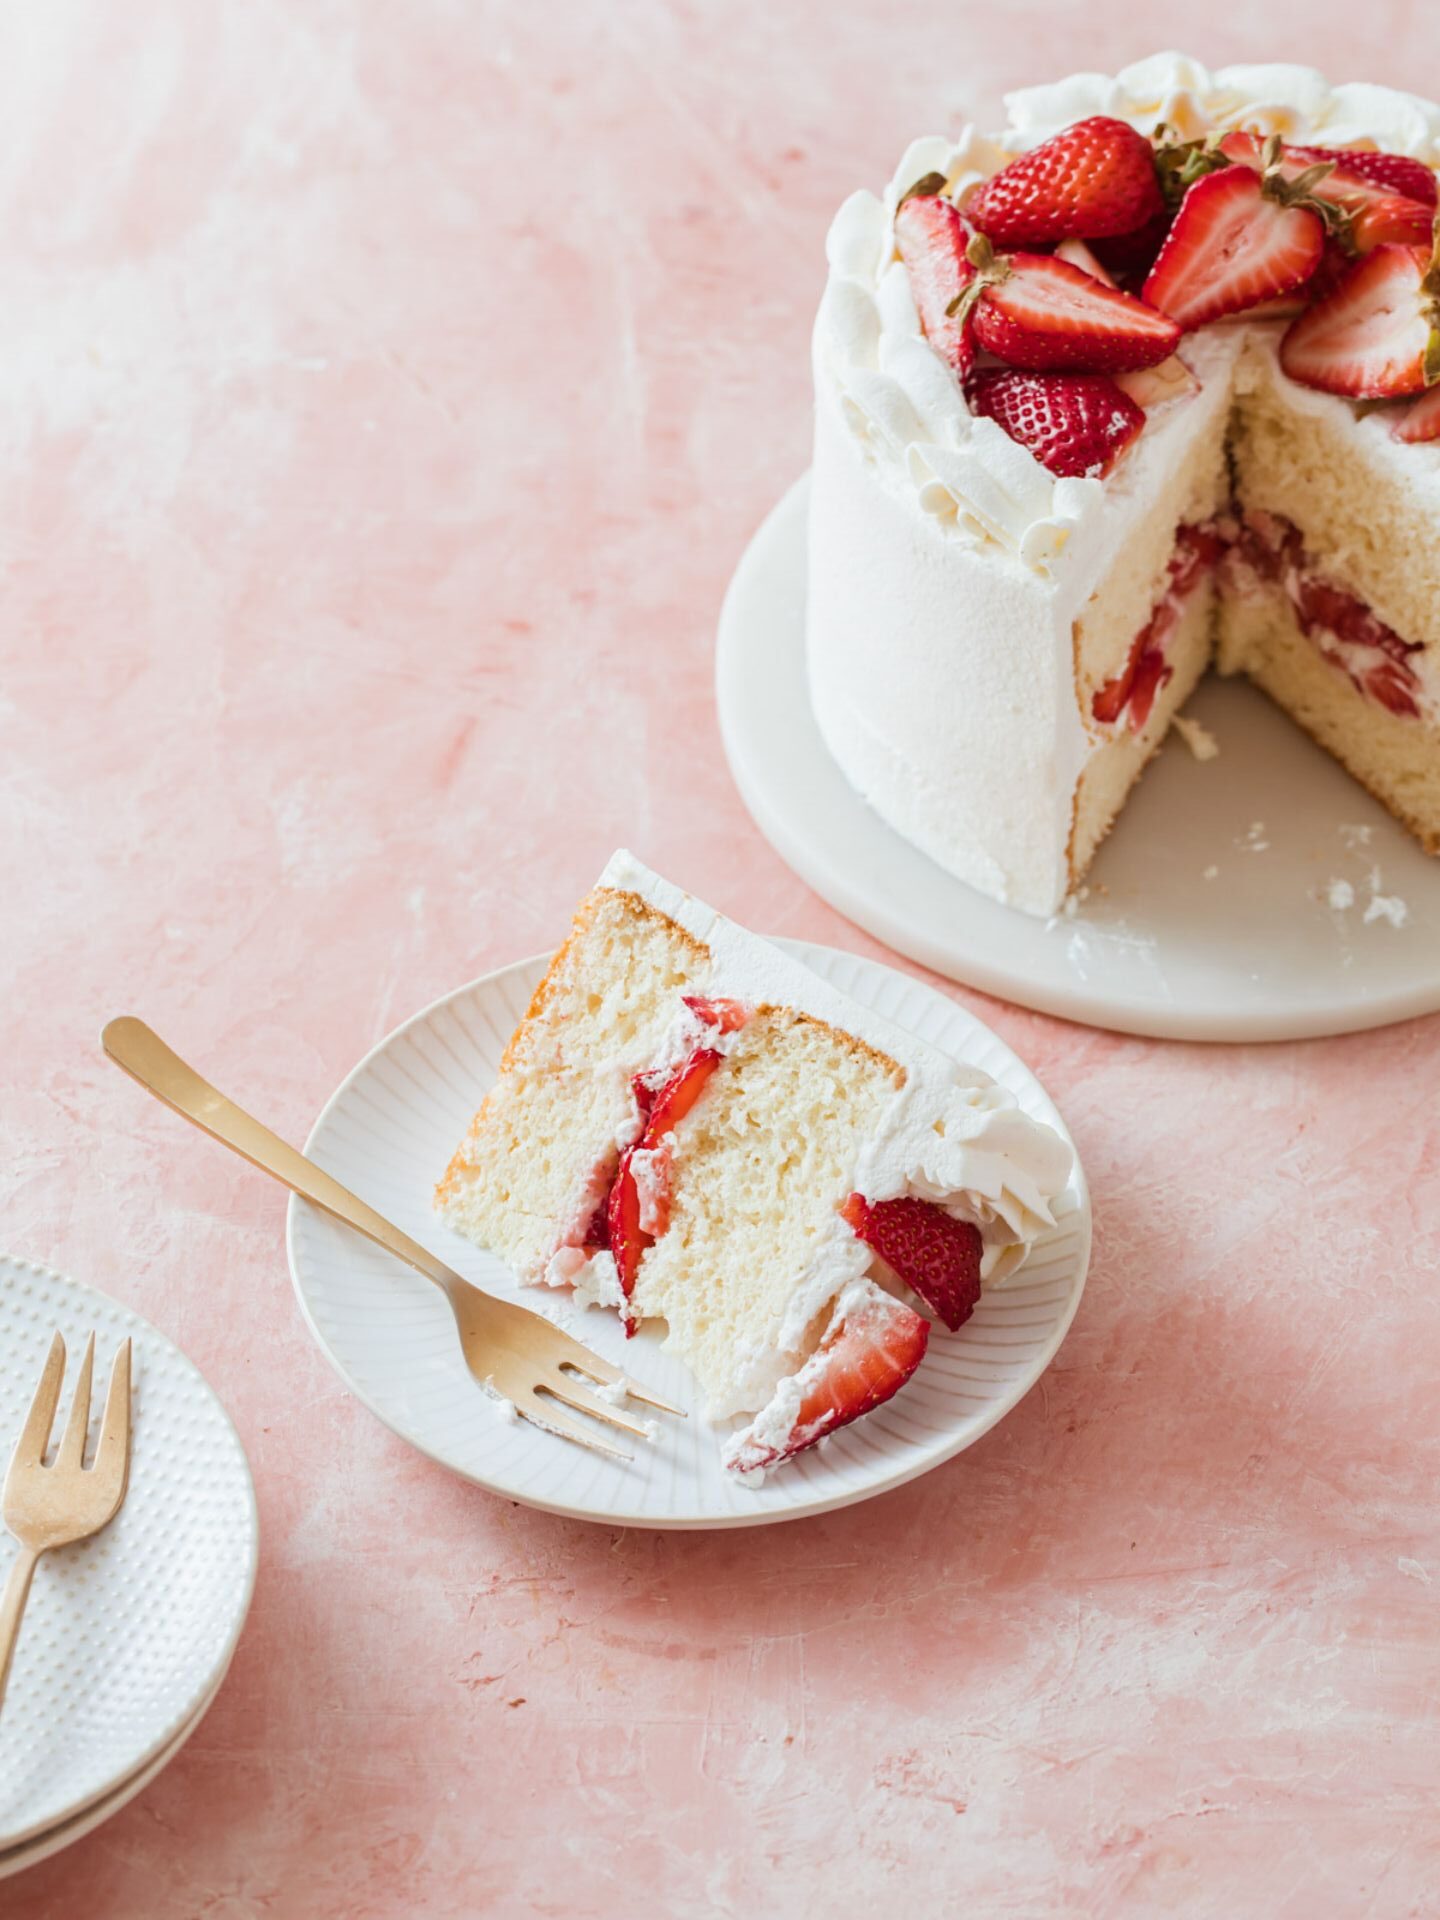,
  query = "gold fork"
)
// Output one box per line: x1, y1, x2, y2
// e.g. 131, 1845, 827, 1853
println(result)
1, 1333, 133, 1715
101, 1017, 680, 1461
